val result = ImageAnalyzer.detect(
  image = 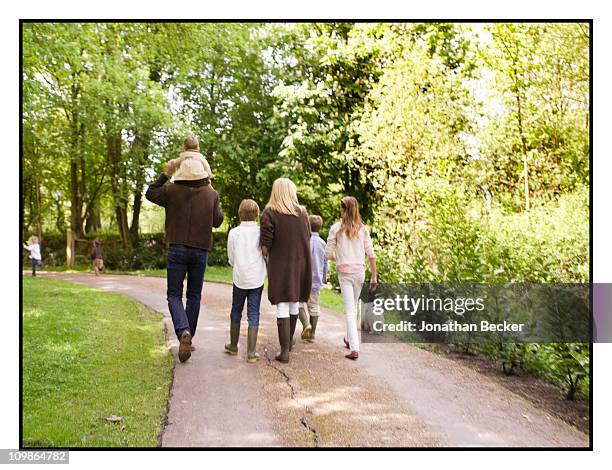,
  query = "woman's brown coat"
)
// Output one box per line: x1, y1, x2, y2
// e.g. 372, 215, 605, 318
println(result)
260, 206, 312, 305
